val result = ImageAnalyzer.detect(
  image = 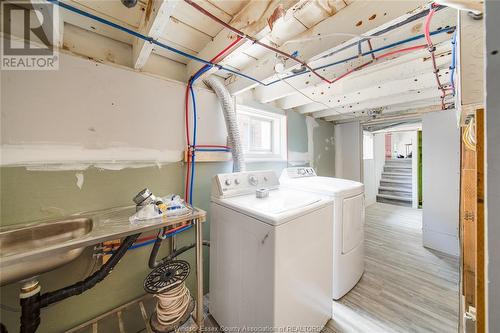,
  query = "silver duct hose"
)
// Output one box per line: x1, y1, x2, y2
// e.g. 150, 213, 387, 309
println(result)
203, 77, 245, 172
